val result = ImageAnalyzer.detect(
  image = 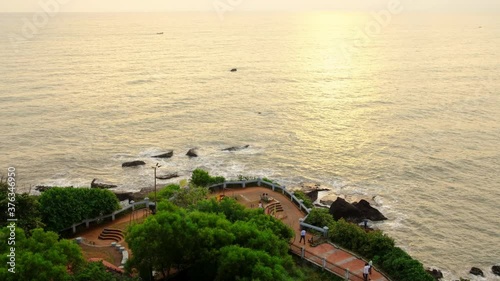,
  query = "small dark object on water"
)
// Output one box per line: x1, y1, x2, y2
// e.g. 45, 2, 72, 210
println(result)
230, 68, 237, 72
186, 148, 198, 157
152, 150, 173, 158
470, 267, 484, 277
157, 32, 164, 35
122, 160, 146, 167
